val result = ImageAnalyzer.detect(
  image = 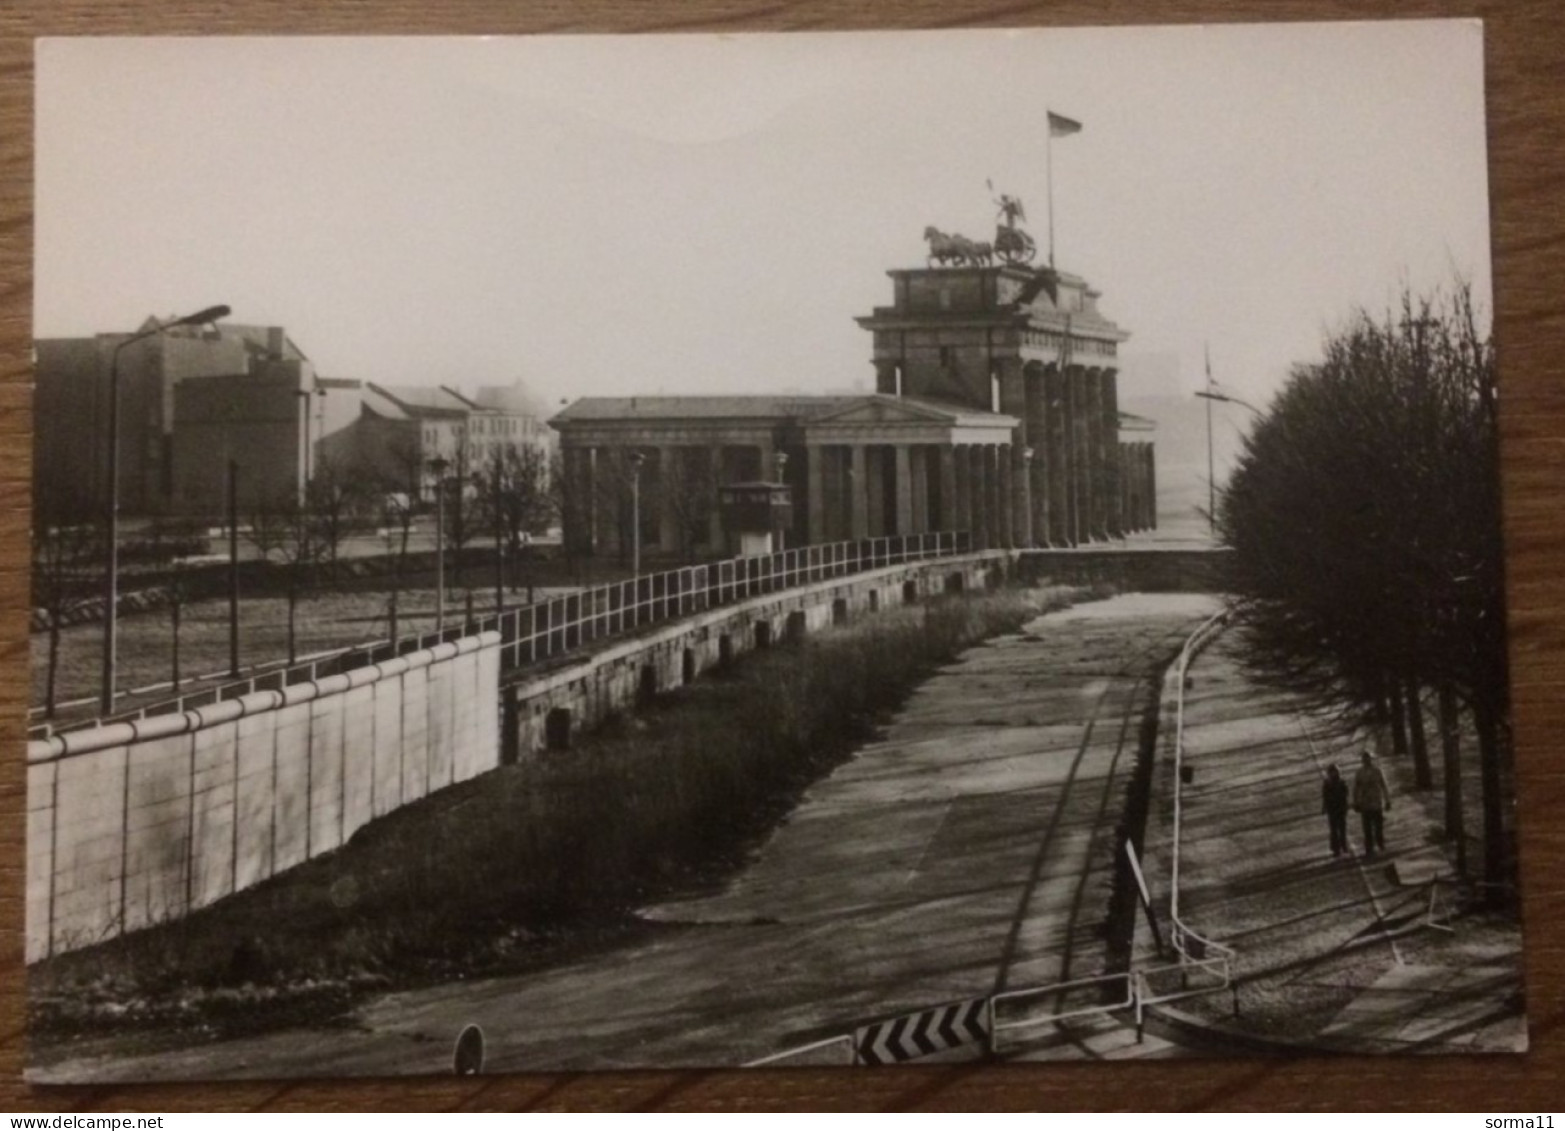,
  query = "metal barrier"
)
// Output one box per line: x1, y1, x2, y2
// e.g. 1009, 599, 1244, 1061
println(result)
744, 1034, 857, 1068
36, 531, 974, 739
1133, 610, 1240, 1028
989, 972, 1135, 1054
